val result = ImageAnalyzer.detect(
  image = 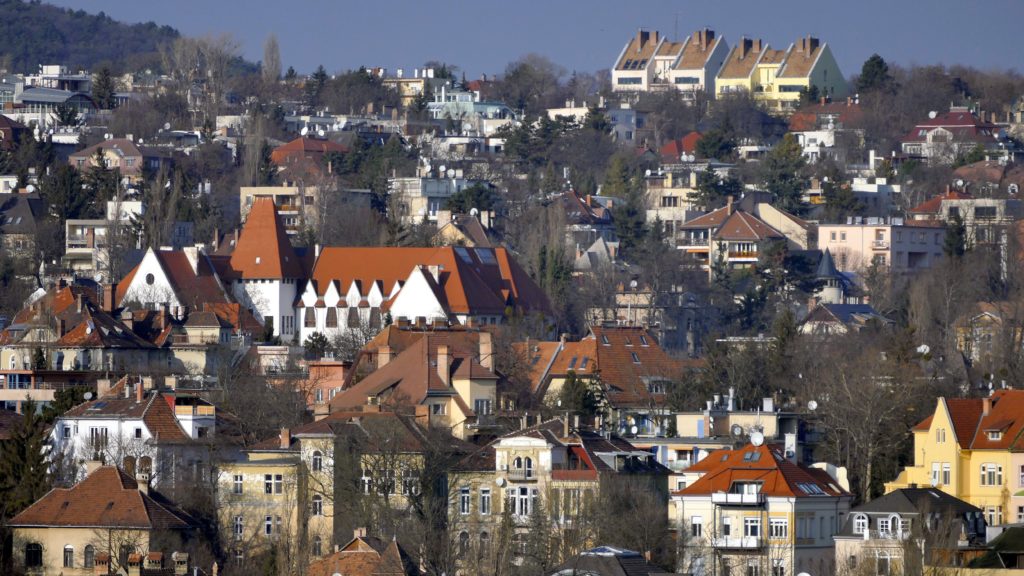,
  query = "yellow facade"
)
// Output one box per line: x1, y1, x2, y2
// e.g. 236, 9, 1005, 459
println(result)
14, 526, 152, 576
